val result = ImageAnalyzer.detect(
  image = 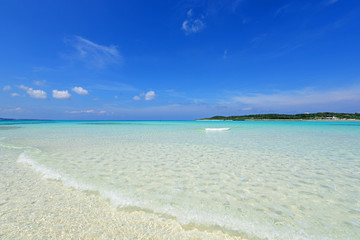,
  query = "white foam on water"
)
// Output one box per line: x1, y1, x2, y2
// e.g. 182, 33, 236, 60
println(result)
18, 153, 61, 180
101, 189, 149, 208
151, 204, 324, 240
16, 152, 150, 207
205, 128, 230, 131
17, 152, 94, 191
